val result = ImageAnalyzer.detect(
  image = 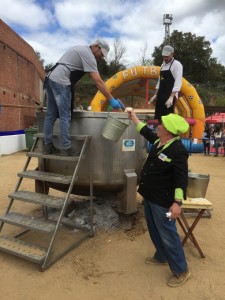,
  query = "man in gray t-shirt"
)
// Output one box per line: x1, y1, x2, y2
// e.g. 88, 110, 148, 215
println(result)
43, 39, 122, 156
